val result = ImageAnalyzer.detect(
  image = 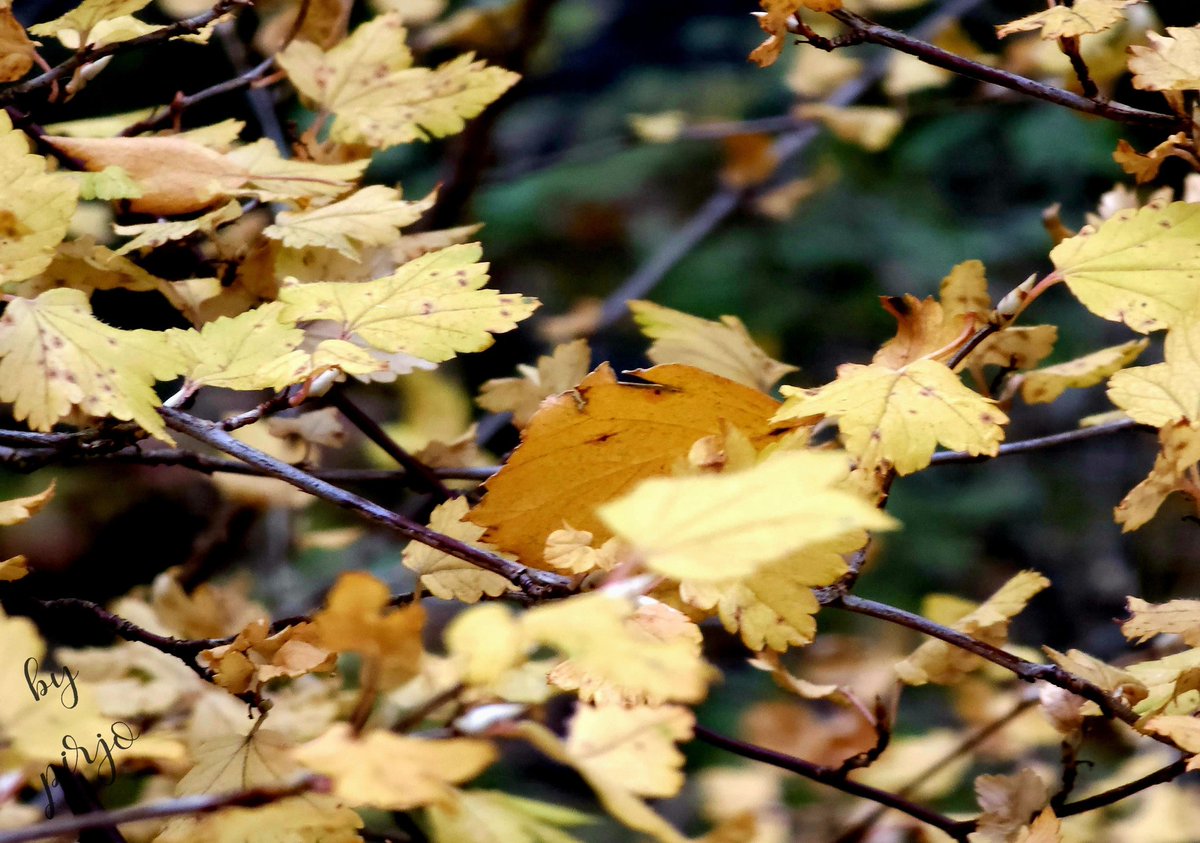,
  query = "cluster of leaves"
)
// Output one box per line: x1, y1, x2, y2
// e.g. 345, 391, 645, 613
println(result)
6, 0, 1200, 842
